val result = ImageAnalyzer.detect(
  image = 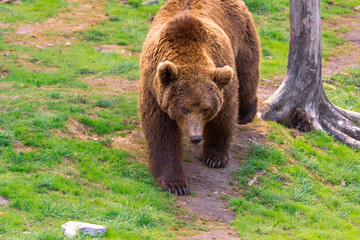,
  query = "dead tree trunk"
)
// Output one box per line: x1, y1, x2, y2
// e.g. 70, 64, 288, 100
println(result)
260, 0, 360, 148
